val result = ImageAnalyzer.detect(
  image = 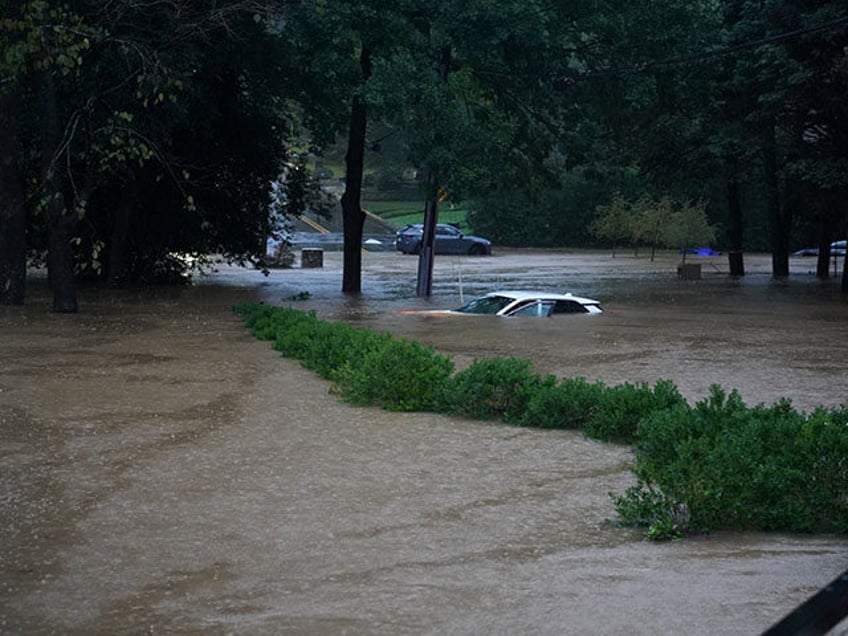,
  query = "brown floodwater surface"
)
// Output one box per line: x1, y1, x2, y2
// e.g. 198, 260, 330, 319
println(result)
1, 250, 846, 635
